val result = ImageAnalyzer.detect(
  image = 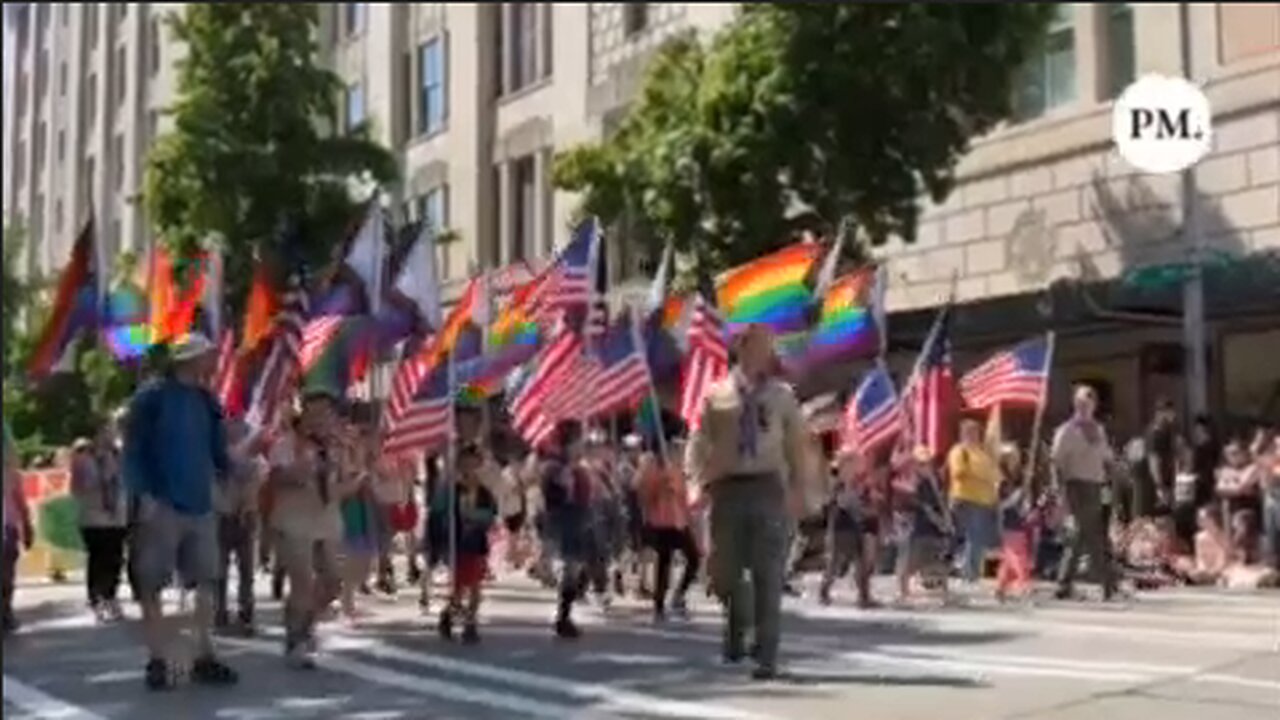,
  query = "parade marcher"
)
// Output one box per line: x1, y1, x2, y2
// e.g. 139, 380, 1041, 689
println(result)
995, 445, 1034, 602
820, 449, 880, 608
213, 420, 266, 635
946, 419, 1001, 583
617, 434, 652, 598
3, 418, 33, 635
267, 389, 356, 669
339, 424, 380, 624
1141, 399, 1178, 519
542, 421, 595, 639
498, 459, 529, 569
895, 444, 954, 606
124, 333, 238, 689
433, 444, 498, 643
1051, 384, 1119, 601
686, 323, 811, 681
1254, 428, 1280, 571
638, 449, 700, 622
71, 426, 128, 623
